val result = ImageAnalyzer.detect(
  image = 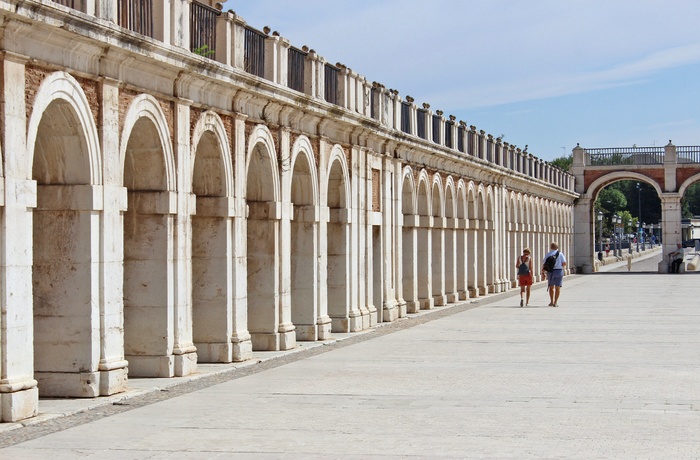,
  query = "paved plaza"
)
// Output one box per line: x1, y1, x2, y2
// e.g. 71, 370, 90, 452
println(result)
1, 251, 699, 459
